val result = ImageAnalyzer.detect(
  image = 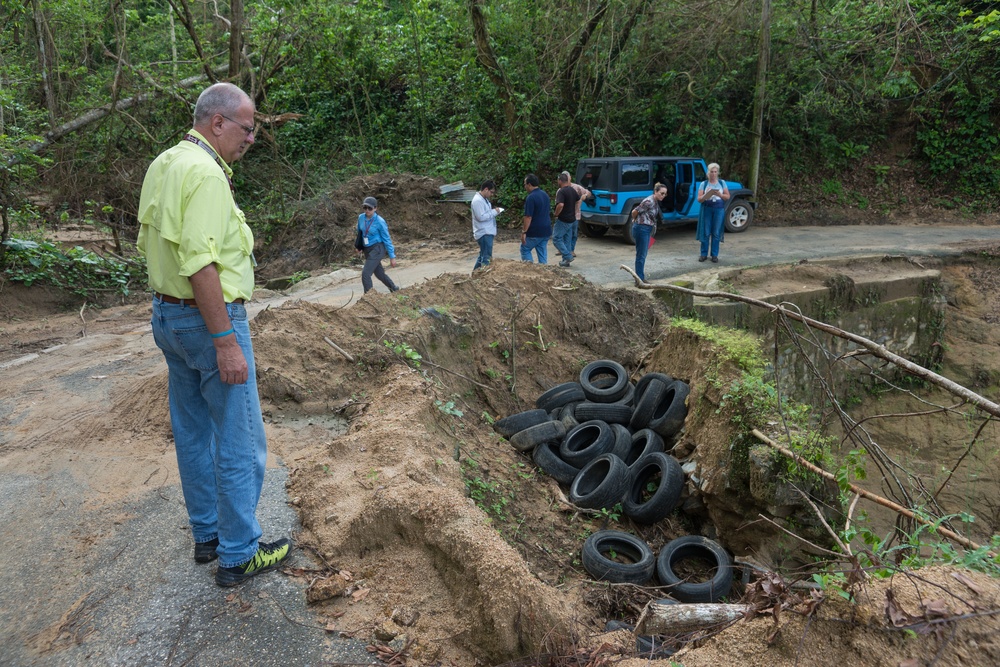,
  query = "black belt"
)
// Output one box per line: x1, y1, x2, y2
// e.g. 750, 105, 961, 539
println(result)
154, 292, 244, 307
